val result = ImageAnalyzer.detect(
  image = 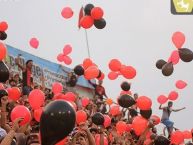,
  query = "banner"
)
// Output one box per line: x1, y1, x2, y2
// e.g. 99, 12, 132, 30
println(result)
5, 45, 93, 89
